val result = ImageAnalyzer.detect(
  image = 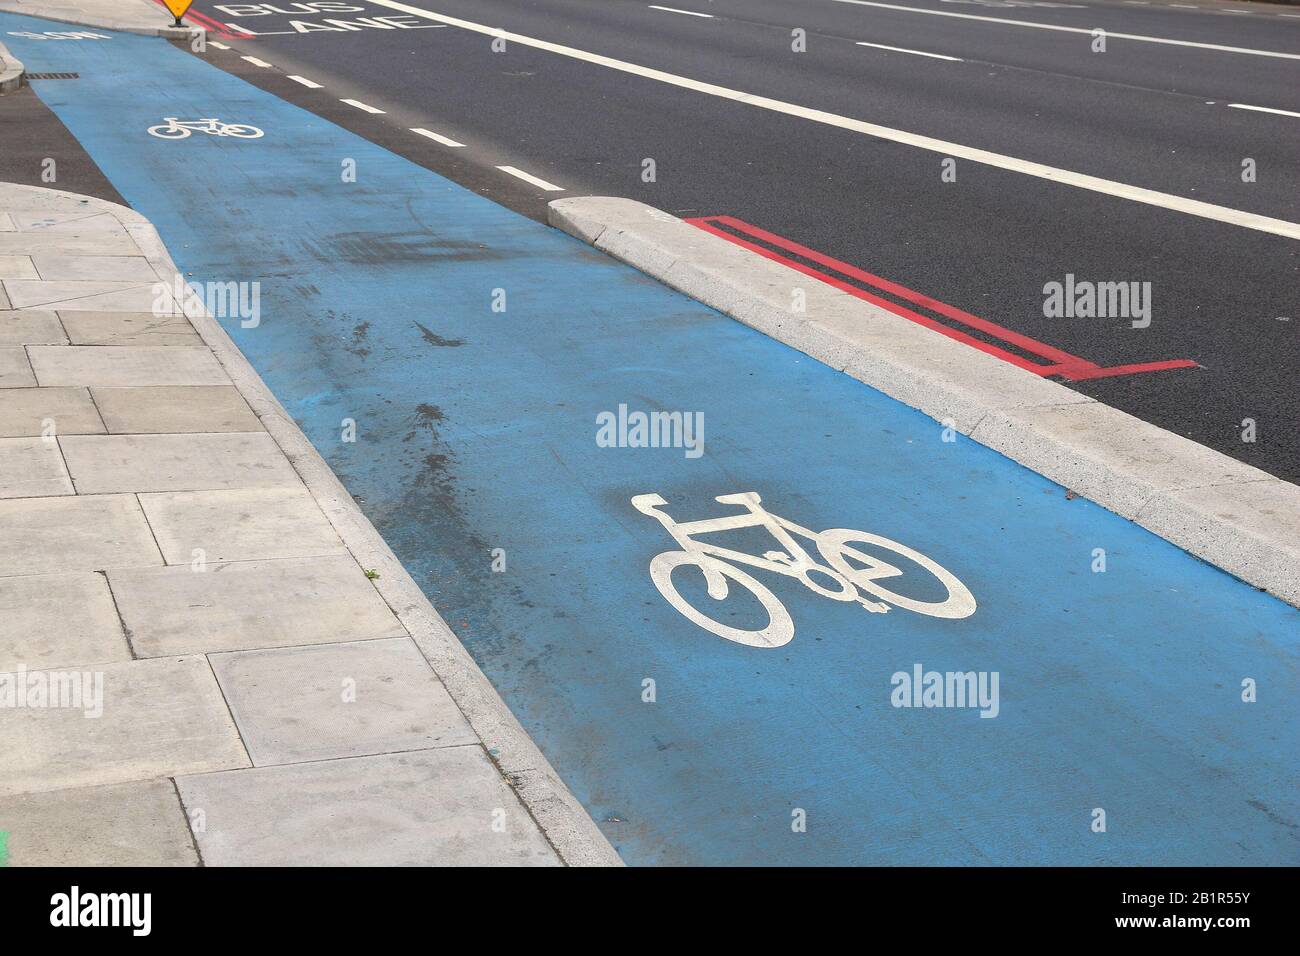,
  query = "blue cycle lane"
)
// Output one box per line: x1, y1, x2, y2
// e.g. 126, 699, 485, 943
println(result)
5, 16, 1296, 865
